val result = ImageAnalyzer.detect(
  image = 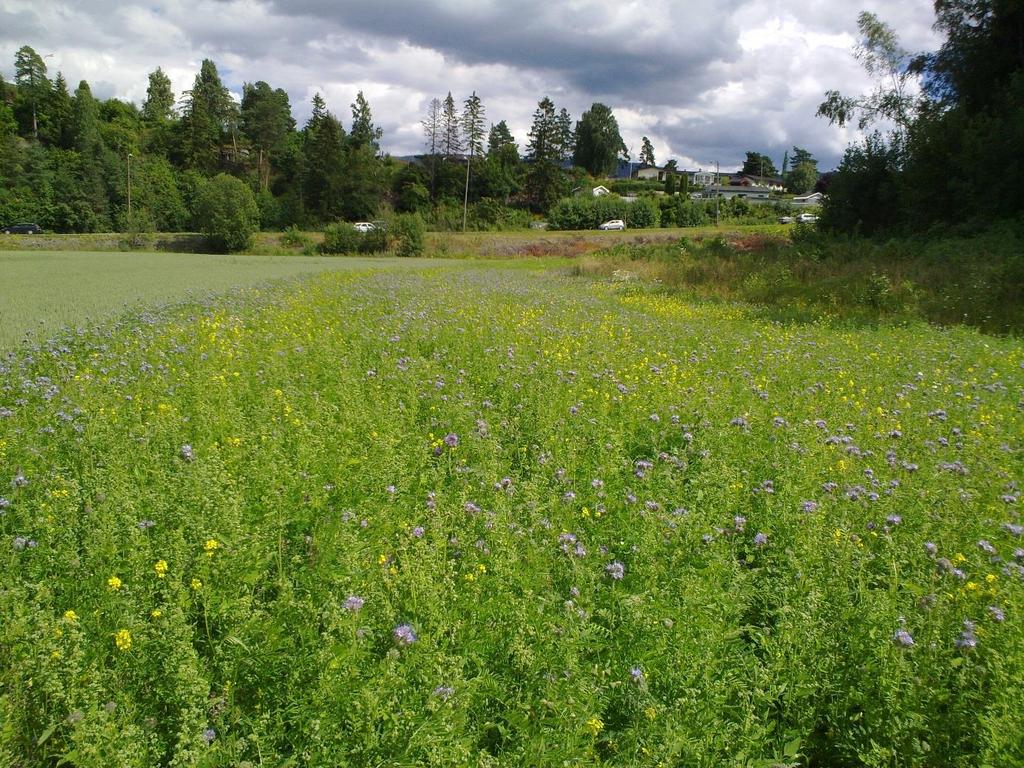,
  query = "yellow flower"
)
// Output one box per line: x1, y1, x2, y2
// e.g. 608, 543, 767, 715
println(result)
154, 559, 168, 578
107, 575, 122, 591
985, 574, 997, 584
203, 539, 220, 556
191, 578, 203, 591
114, 629, 132, 651
585, 716, 604, 736
63, 609, 78, 623
966, 581, 979, 591
150, 609, 162, 619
